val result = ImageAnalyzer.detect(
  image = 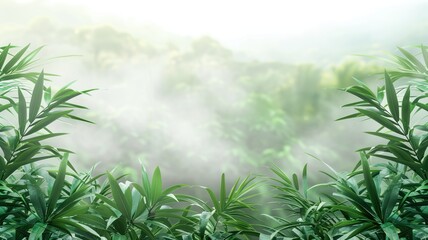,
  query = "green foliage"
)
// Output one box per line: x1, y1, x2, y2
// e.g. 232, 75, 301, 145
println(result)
3, 43, 428, 239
